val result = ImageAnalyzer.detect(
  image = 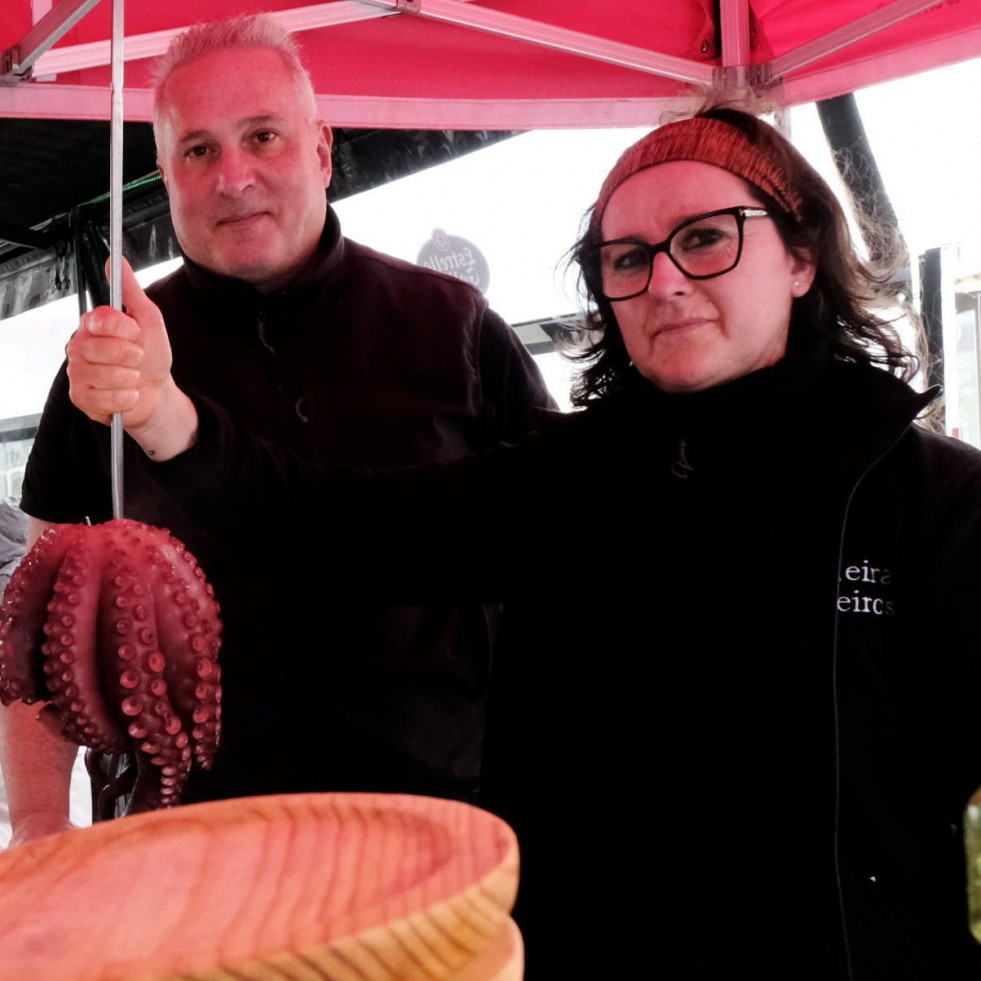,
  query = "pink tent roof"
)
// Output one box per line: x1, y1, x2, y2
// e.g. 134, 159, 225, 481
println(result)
1, 0, 979, 129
